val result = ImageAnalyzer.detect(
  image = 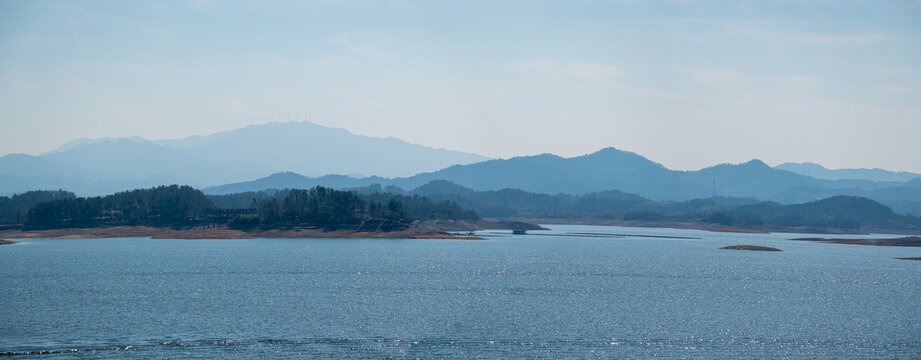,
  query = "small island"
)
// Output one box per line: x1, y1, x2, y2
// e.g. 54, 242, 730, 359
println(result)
894, 257, 921, 261
720, 245, 782, 251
